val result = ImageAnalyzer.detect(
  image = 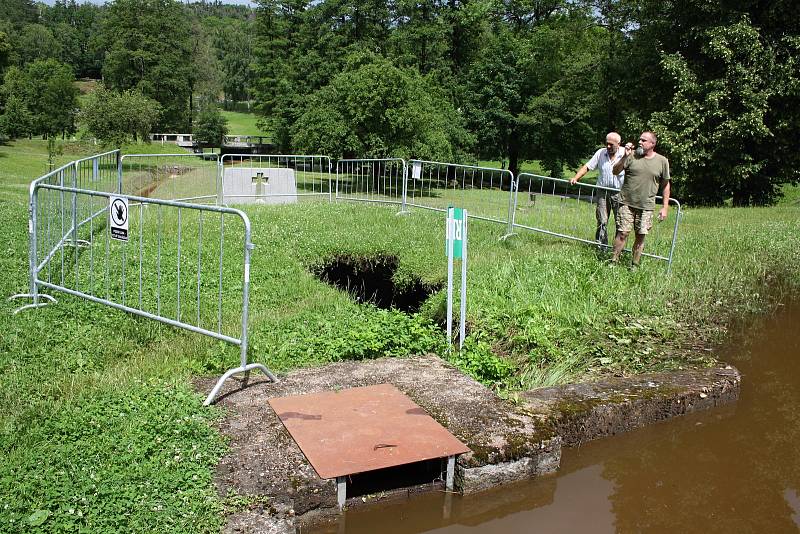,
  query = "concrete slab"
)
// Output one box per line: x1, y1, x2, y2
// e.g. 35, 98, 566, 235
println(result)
195, 355, 561, 529
195, 357, 741, 533
520, 365, 741, 446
